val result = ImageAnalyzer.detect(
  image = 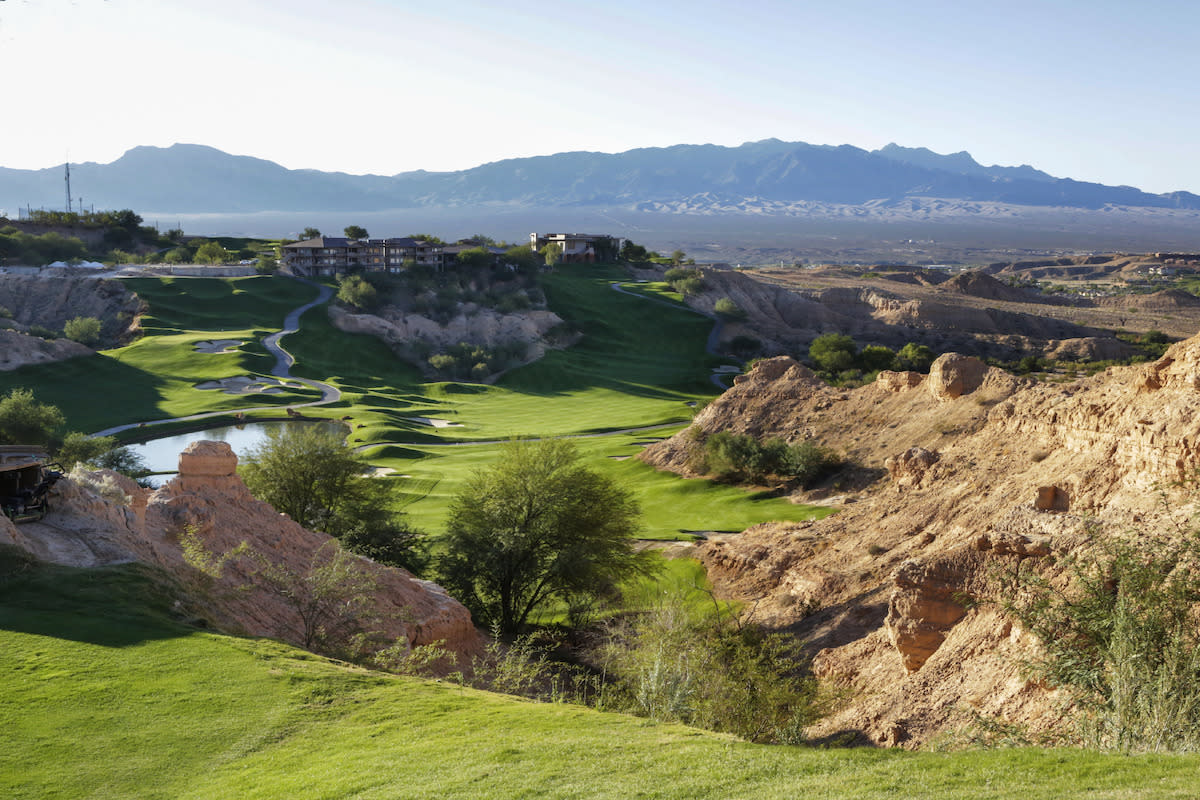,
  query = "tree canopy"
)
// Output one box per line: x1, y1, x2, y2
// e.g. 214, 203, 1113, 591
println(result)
343, 225, 368, 240
0, 388, 64, 448
438, 439, 649, 635
239, 424, 425, 573
808, 333, 857, 373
